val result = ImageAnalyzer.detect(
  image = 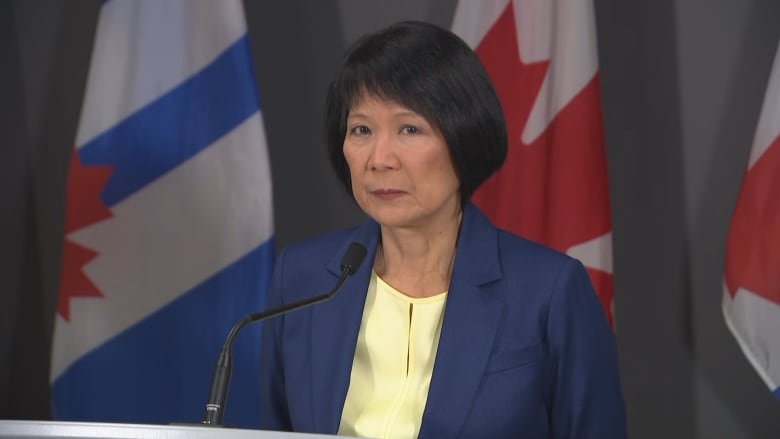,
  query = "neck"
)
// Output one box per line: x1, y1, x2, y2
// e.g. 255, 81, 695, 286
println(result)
375, 209, 462, 298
